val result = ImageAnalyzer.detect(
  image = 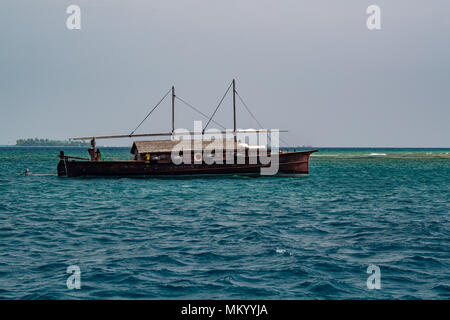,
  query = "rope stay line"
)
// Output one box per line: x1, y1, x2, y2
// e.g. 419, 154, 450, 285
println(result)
129, 87, 172, 136
235, 89, 291, 147
203, 81, 233, 133
175, 96, 227, 130
235, 90, 265, 129
69, 80, 291, 143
